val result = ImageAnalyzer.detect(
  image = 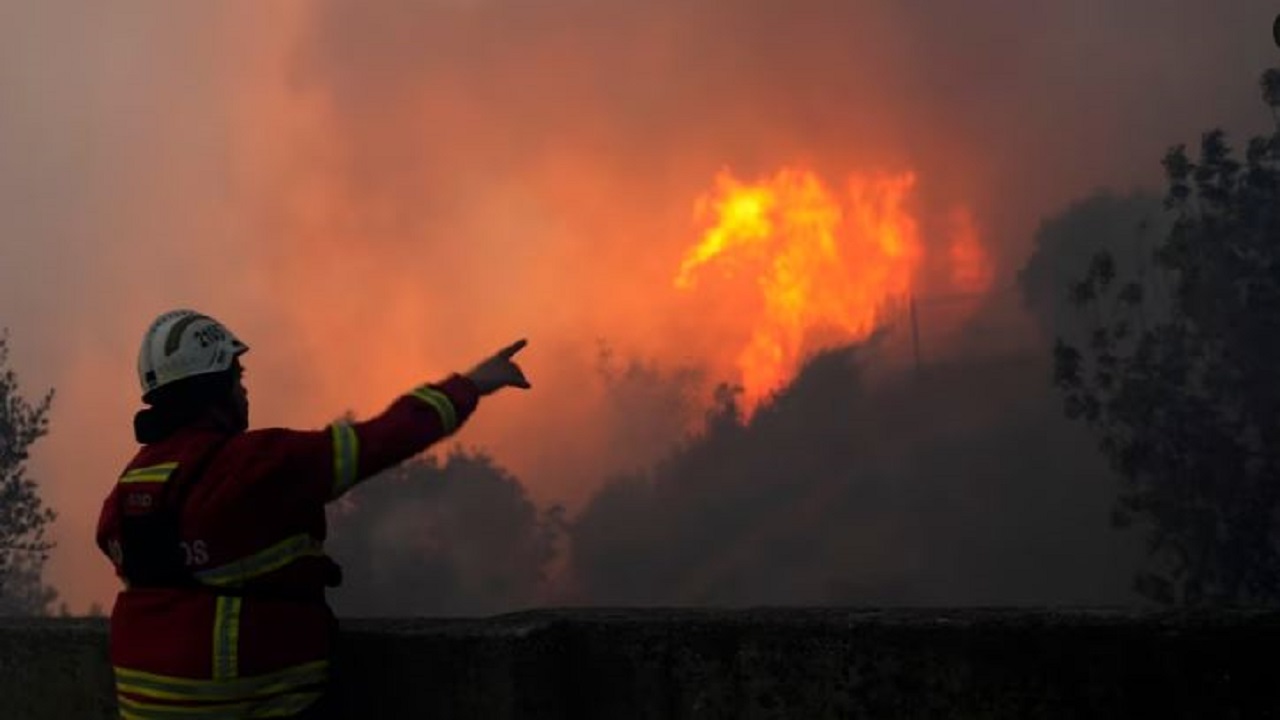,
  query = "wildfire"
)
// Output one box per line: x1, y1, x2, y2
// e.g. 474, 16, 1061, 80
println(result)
675, 167, 927, 413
